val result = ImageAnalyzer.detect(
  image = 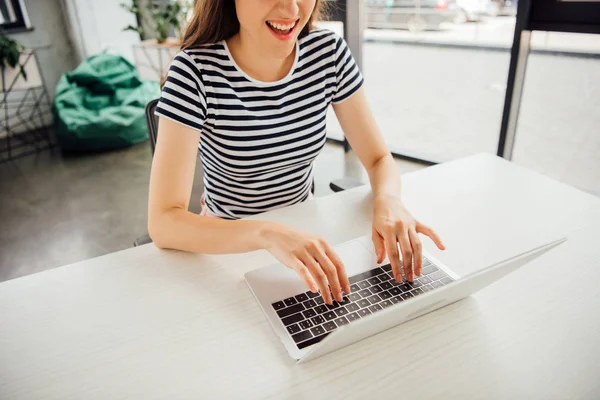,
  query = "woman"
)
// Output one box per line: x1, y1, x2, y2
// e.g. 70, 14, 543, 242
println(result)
148, 0, 445, 306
